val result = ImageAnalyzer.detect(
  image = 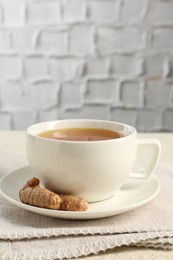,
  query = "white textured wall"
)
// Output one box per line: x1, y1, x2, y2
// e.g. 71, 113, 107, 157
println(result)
0, 0, 173, 131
